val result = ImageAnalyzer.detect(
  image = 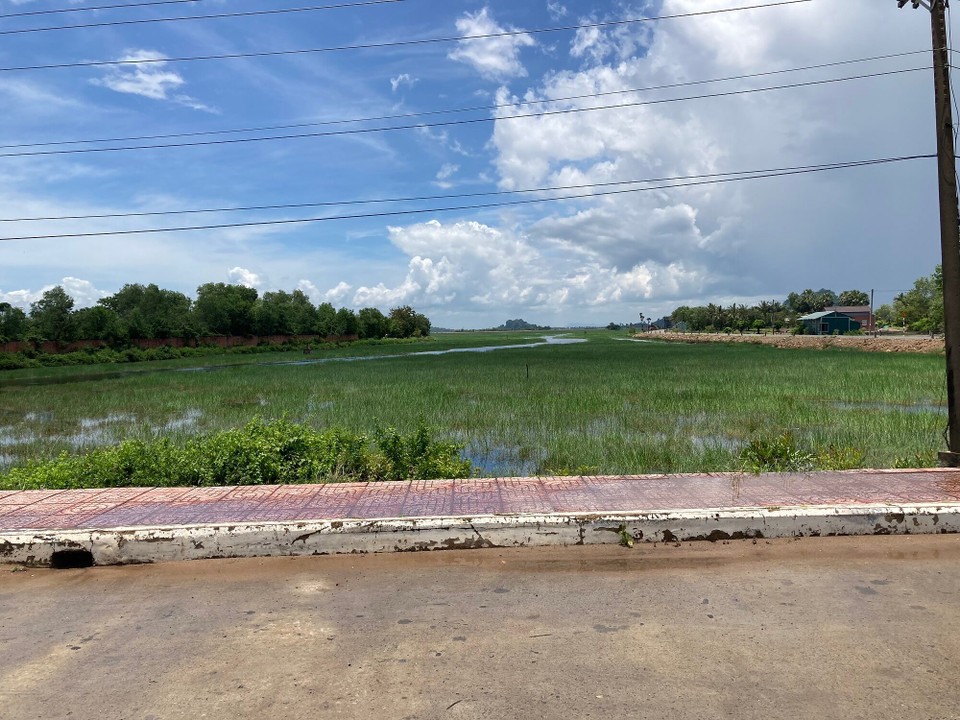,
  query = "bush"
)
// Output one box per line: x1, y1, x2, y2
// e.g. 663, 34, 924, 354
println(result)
738, 432, 814, 473
0, 418, 473, 490
739, 433, 866, 473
